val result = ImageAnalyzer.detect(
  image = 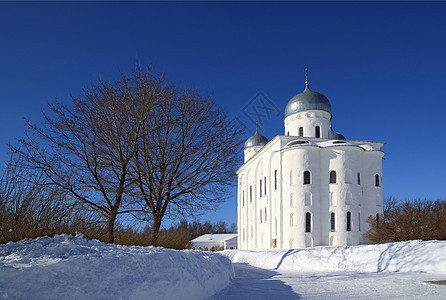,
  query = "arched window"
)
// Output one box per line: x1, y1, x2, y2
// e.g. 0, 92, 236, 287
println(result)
242, 191, 245, 207
346, 211, 351, 231
330, 212, 335, 232
375, 174, 380, 187
330, 171, 337, 183
290, 193, 294, 207
357, 172, 361, 185
358, 213, 361, 231
274, 170, 277, 190
303, 170, 311, 185
274, 218, 278, 236
315, 126, 321, 138
376, 213, 380, 227
289, 238, 294, 249
249, 186, 252, 203
299, 127, 304, 137
290, 213, 295, 227
305, 212, 311, 232
264, 207, 267, 222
